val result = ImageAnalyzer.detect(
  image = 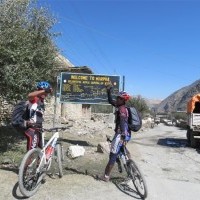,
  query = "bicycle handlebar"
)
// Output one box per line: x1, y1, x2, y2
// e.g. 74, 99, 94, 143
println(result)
43, 126, 72, 132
